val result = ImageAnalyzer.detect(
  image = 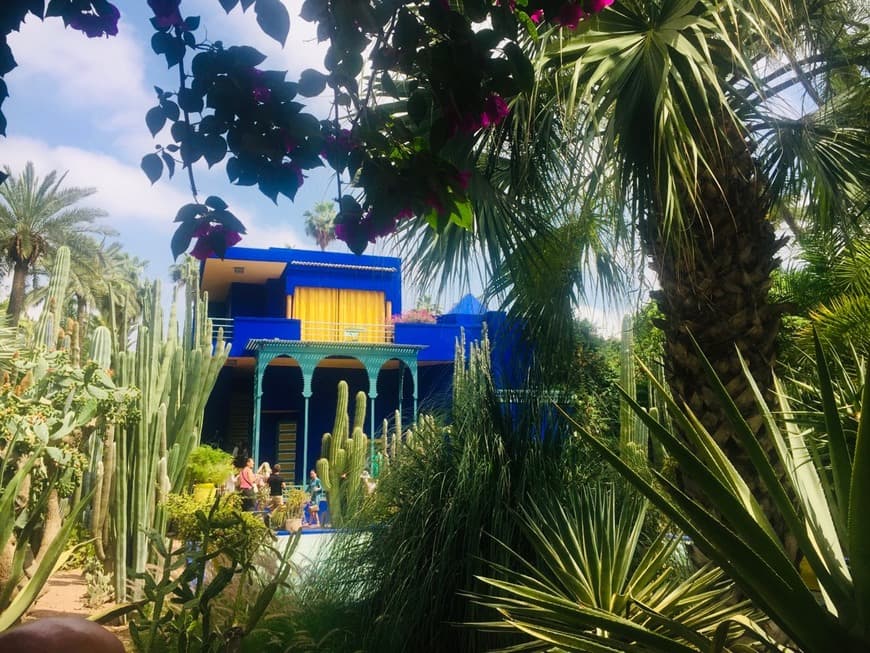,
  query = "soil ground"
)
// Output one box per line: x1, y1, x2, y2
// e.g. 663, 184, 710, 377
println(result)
26, 569, 133, 651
